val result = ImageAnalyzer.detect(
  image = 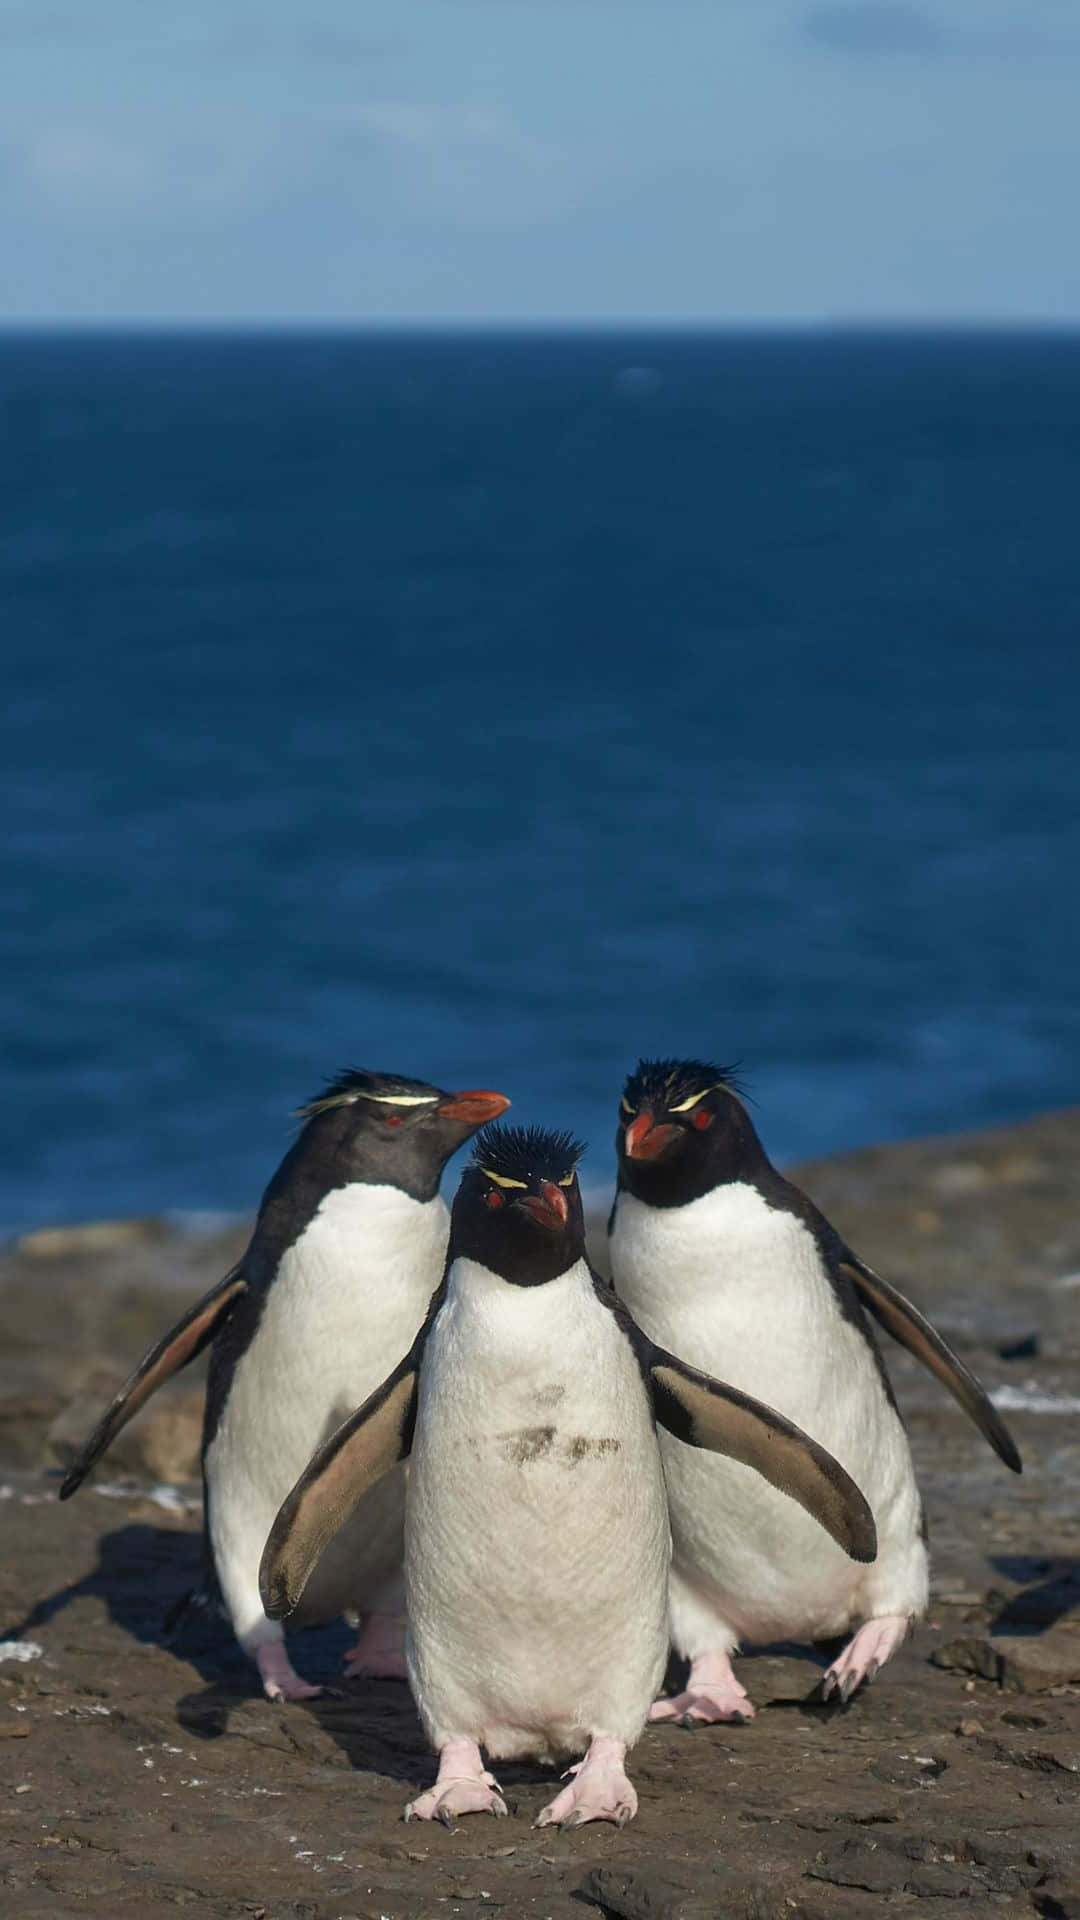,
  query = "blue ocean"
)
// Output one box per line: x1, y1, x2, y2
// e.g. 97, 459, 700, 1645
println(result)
2, 329, 1077, 1233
